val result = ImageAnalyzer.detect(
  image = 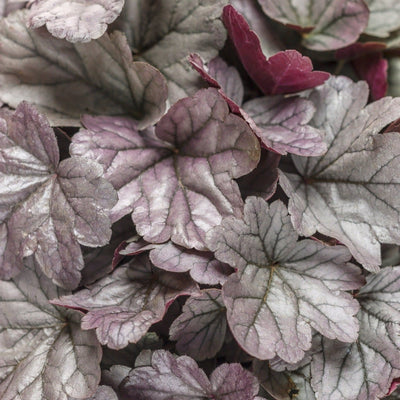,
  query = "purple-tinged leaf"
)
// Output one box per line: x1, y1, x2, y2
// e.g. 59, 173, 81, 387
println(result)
0, 102, 117, 289
207, 197, 362, 362
364, 0, 400, 37
85, 385, 118, 400
169, 289, 227, 361
257, 0, 369, 50
0, 12, 167, 127
243, 96, 327, 156
120, 350, 259, 400
335, 41, 387, 60
311, 267, 400, 399
222, 6, 330, 94
116, 0, 227, 103
71, 88, 260, 250
28, 0, 124, 42
52, 254, 199, 349
280, 76, 400, 271
0, 257, 102, 400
